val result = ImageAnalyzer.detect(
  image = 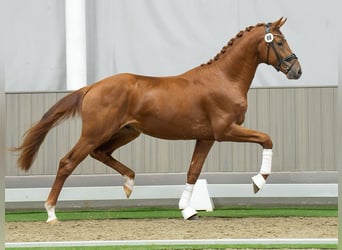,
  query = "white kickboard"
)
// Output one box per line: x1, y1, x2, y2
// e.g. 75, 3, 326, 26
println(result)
189, 179, 214, 212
